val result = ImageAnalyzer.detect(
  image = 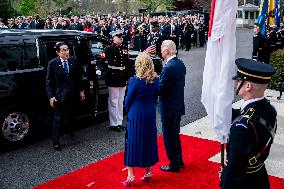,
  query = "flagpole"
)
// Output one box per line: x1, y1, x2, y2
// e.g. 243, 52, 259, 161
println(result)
221, 143, 225, 168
